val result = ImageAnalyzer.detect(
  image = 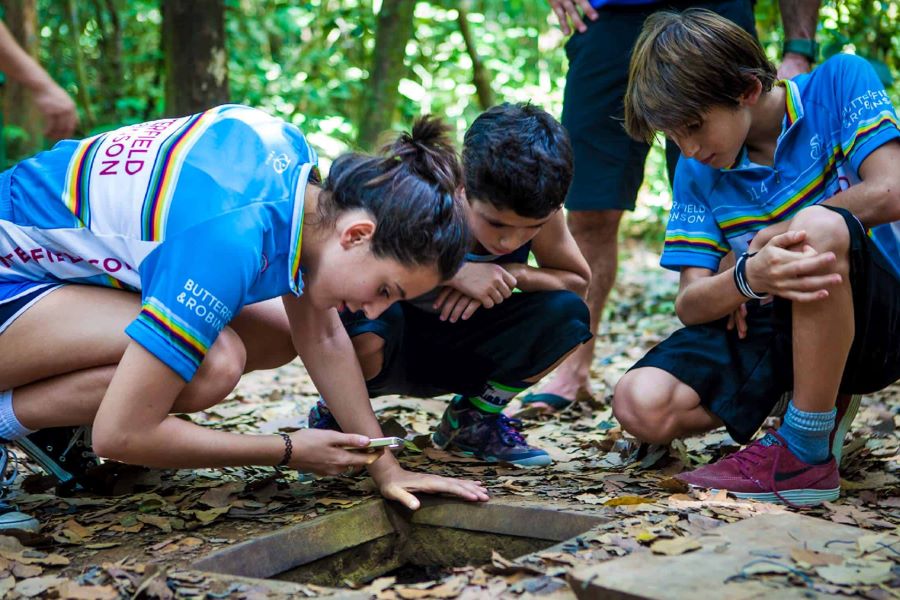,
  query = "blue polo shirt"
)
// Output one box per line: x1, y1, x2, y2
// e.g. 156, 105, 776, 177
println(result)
0, 104, 317, 380
662, 54, 900, 276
